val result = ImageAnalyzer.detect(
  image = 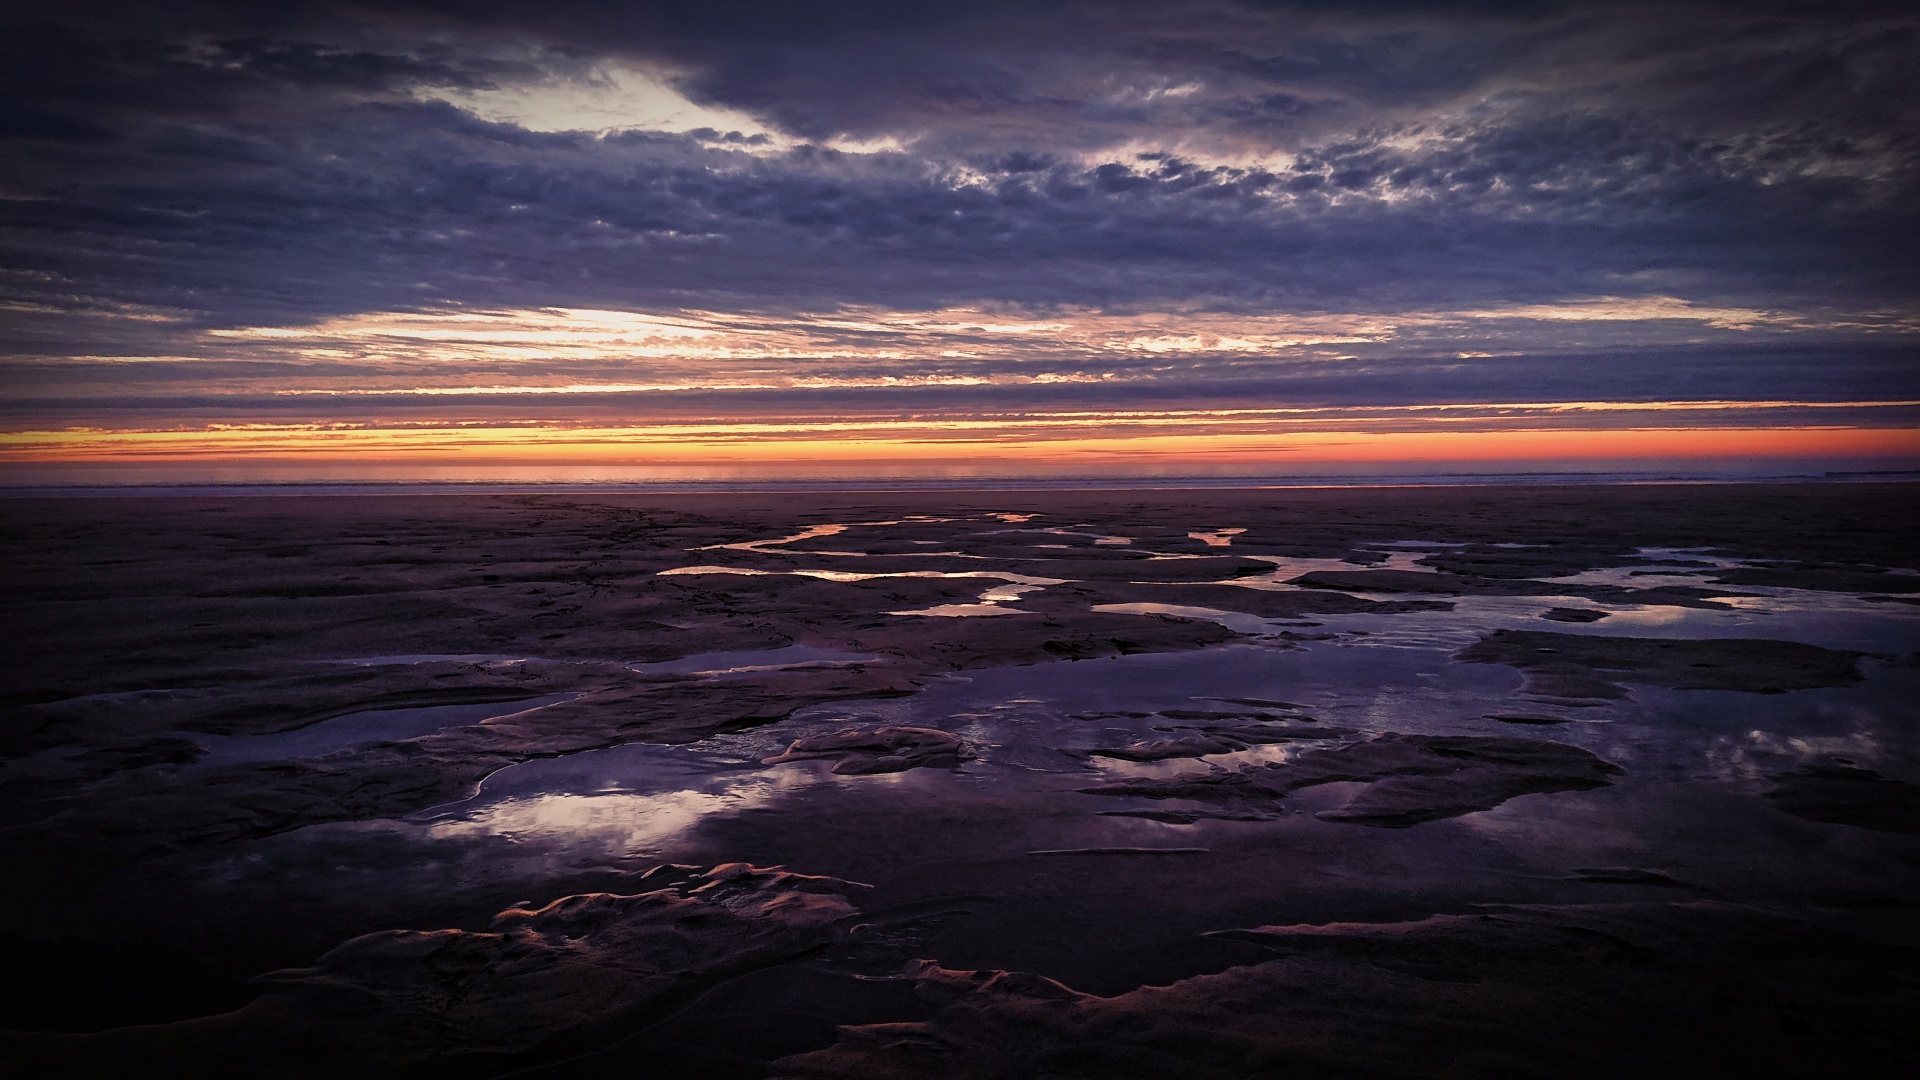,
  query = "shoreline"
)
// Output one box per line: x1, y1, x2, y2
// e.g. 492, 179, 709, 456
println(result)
4, 469, 1917, 499
4, 477, 1915, 1074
